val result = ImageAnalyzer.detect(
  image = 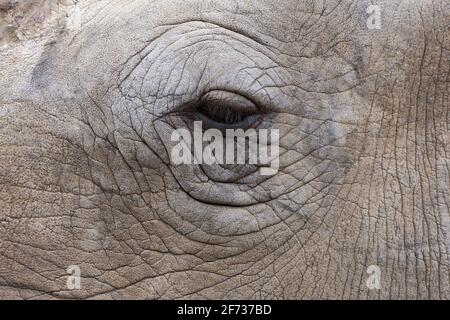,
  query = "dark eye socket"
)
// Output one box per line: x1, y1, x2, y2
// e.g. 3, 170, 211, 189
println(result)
194, 91, 262, 130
